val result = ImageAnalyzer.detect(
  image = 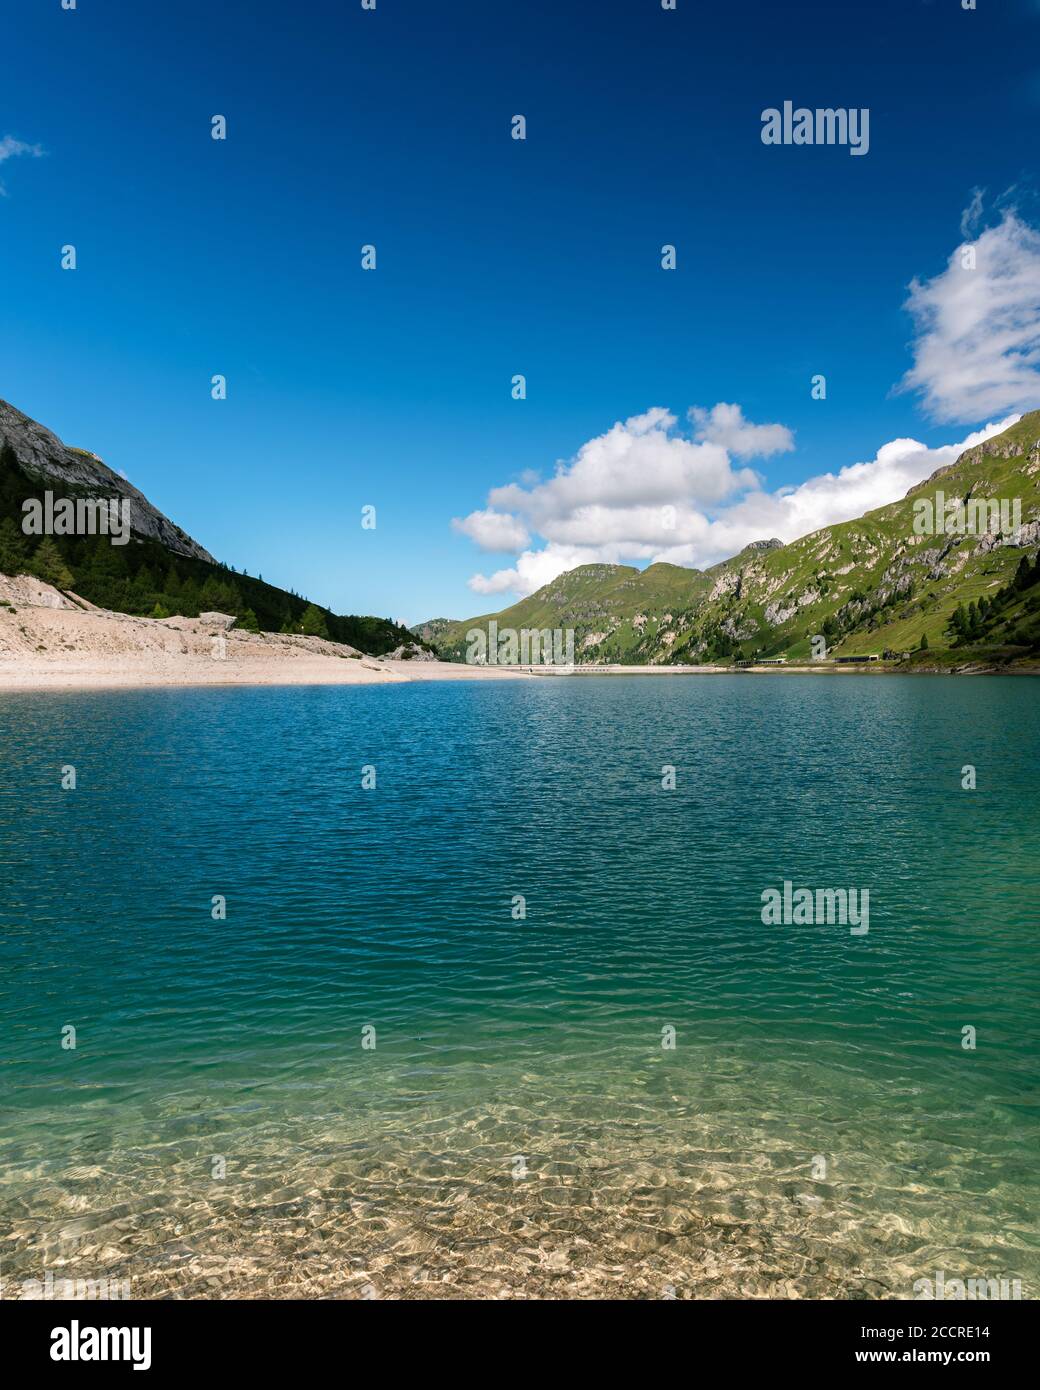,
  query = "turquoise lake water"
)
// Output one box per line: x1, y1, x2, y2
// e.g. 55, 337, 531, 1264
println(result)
0, 677, 1037, 1299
